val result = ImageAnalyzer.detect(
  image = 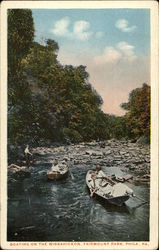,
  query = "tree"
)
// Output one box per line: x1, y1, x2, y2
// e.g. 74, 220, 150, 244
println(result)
8, 9, 122, 144
121, 83, 150, 139
8, 9, 34, 144
24, 41, 108, 143
46, 39, 59, 53
8, 9, 34, 76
